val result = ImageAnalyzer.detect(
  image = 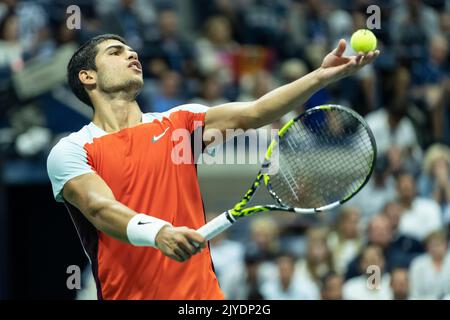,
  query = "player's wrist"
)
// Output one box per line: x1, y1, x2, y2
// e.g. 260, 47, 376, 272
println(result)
126, 213, 172, 247
315, 67, 337, 86
154, 224, 172, 249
